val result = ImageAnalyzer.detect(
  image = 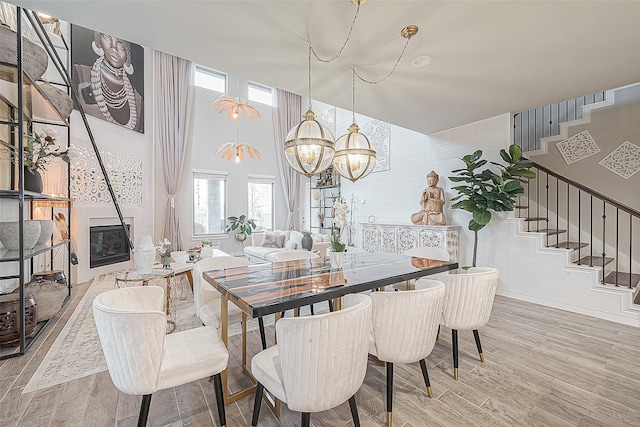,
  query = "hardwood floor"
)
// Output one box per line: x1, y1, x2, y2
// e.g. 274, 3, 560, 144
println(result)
1, 280, 639, 427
